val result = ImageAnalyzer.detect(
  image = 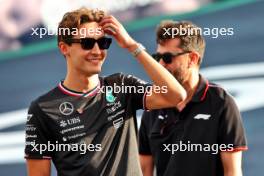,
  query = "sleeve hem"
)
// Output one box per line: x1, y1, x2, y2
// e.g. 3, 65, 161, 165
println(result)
24, 154, 52, 160
222, 146, 248, 152
139, 151, 152, 155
